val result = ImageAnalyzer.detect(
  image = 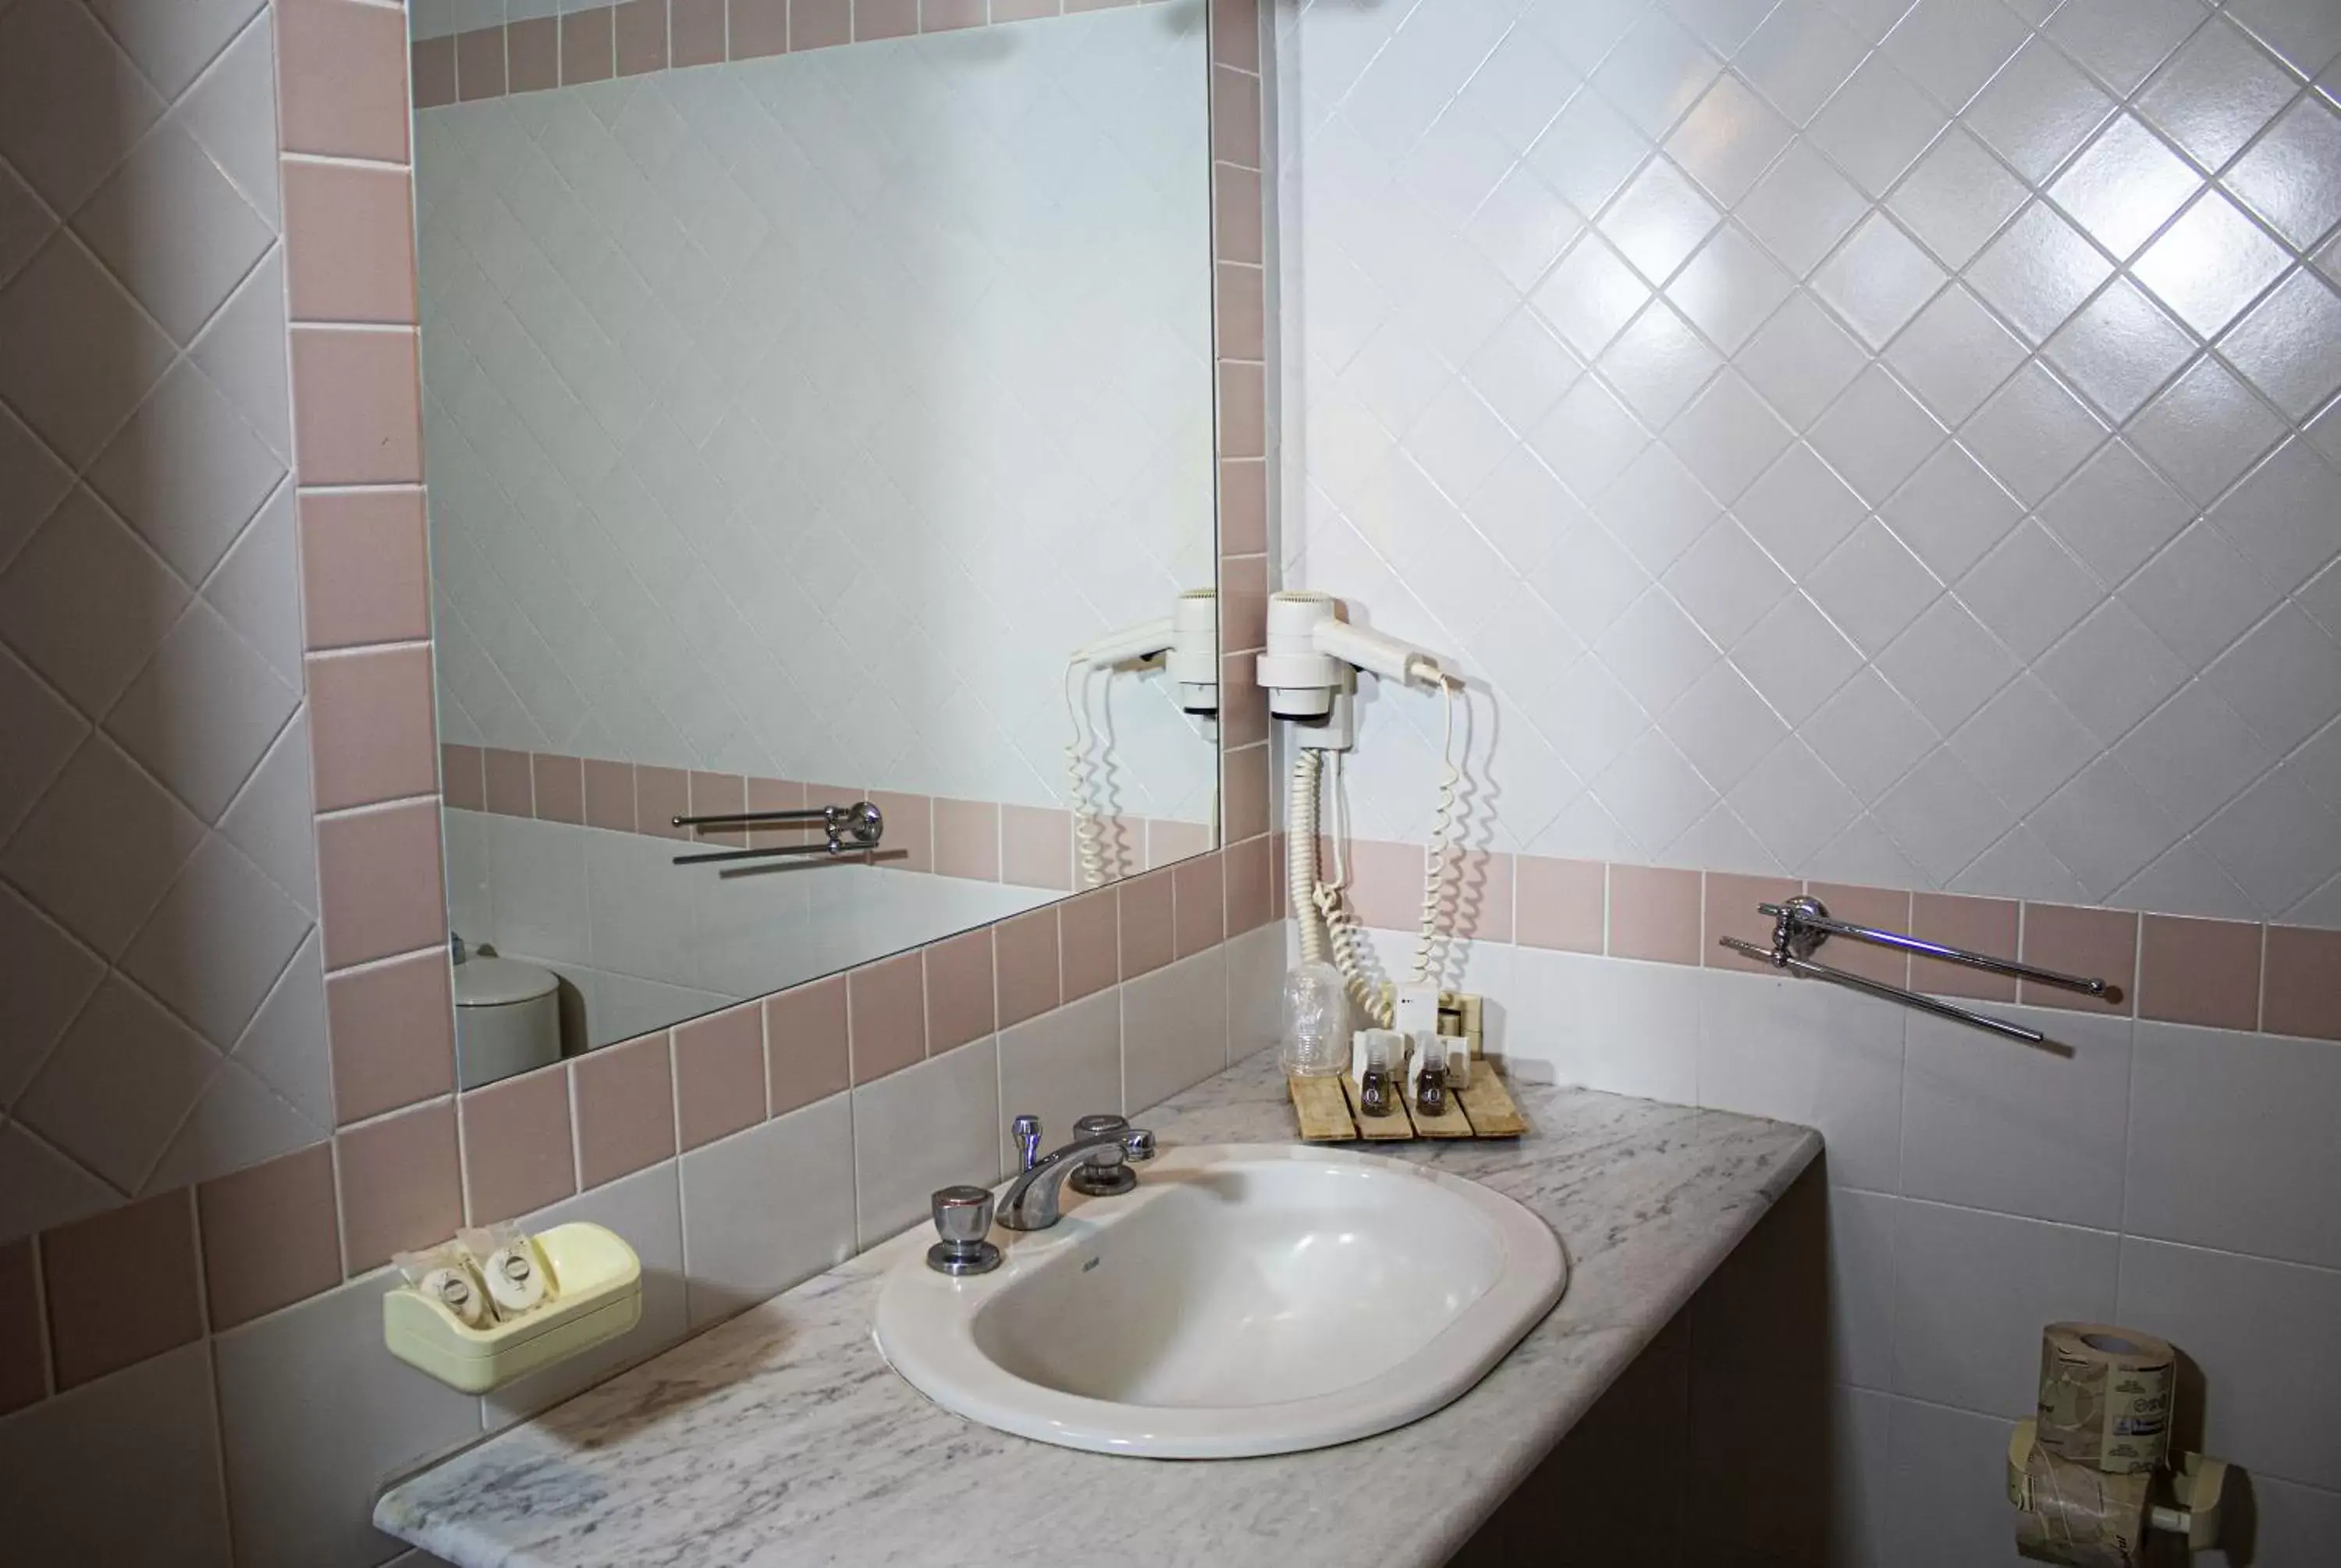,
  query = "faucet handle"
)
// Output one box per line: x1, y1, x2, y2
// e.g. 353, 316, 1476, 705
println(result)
1011, 1114, 1042, 1173
1068, 1114, 1141, 1198
926, 1186, 1001, 1276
